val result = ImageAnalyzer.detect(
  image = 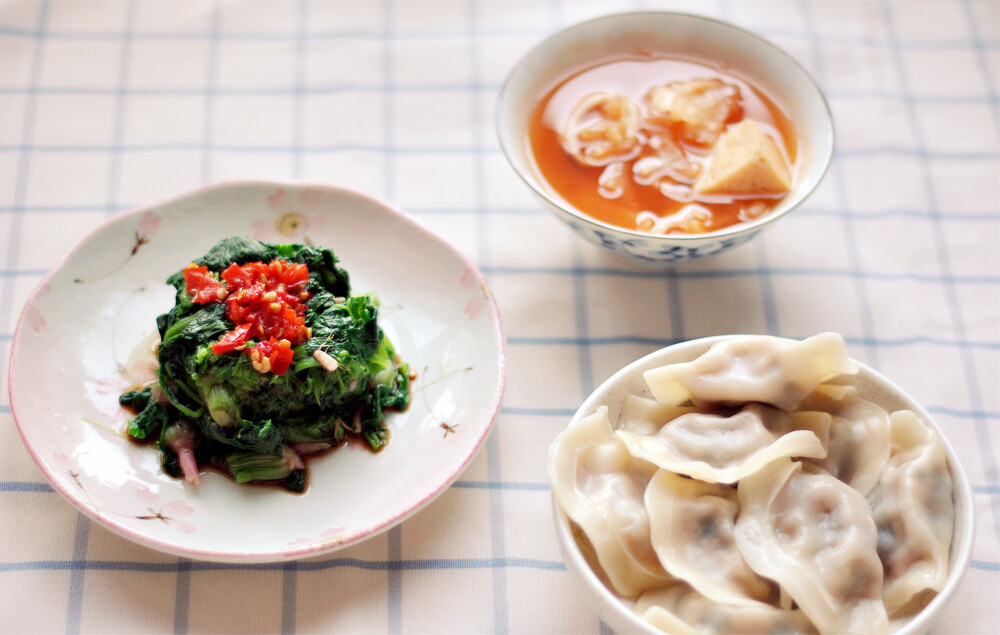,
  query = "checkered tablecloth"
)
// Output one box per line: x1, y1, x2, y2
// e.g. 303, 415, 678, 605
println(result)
1, 0, 997, 632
